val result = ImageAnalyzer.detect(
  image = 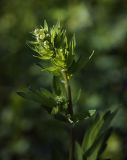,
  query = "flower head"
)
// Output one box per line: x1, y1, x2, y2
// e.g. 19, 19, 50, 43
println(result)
30, 21, 76, 75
